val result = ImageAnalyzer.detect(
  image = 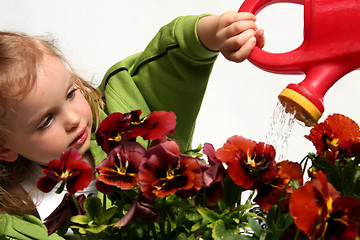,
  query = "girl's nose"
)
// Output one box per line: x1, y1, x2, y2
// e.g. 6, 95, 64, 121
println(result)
64, 109, 81, 132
